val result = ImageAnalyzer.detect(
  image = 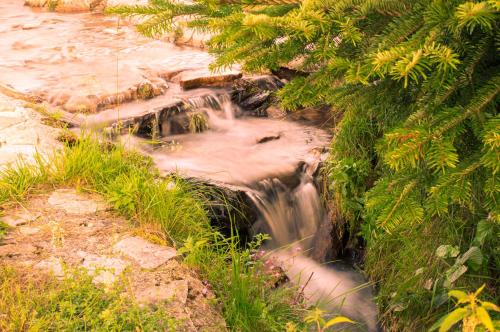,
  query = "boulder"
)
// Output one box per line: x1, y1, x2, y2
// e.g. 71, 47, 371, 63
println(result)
231, 75, 284, 116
